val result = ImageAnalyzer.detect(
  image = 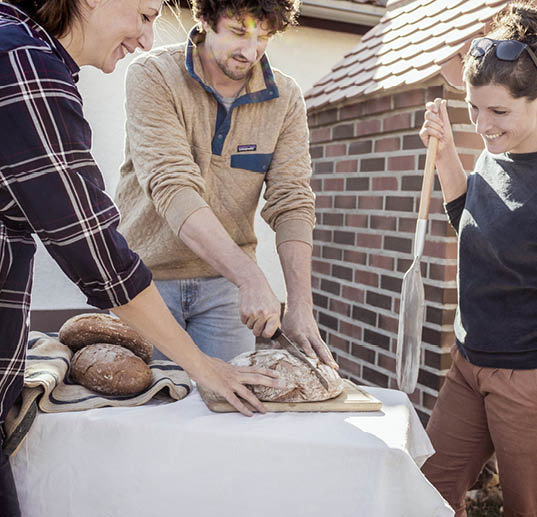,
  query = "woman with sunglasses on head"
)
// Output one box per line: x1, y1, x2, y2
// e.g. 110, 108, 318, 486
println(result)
419, 2, 537, 516
0, 1, 285, 514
